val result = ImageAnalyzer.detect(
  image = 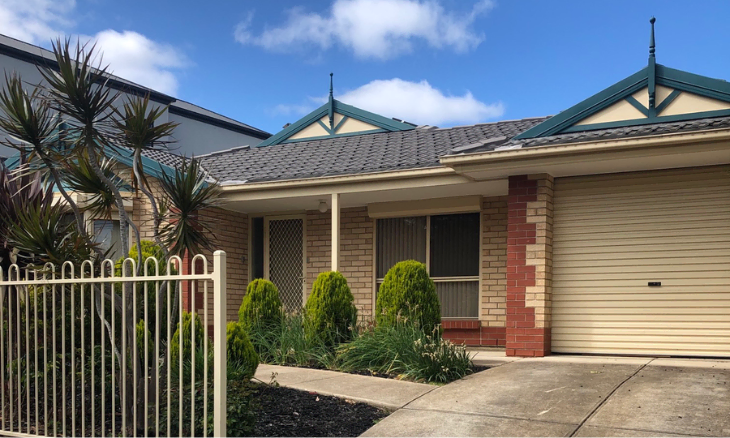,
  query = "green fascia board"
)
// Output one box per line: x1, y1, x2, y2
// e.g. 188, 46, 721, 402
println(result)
332, 100, 415, 131
257, 99, 414, 147
3, 147, 177, 182
258, 102, 332, 146
281, 128, 387, 144
515, 67, 649, 139
516, 64, 730, 140
656, 65, 730, 103
559, 108, 730, 133
109, 147, 178, 181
